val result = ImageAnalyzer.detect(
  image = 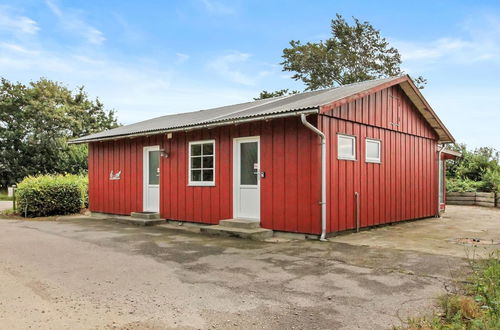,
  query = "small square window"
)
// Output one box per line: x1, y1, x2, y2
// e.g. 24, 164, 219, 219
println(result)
366, 139, 381, 163
188, 140, 215, 186
337, 134, 356, 161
